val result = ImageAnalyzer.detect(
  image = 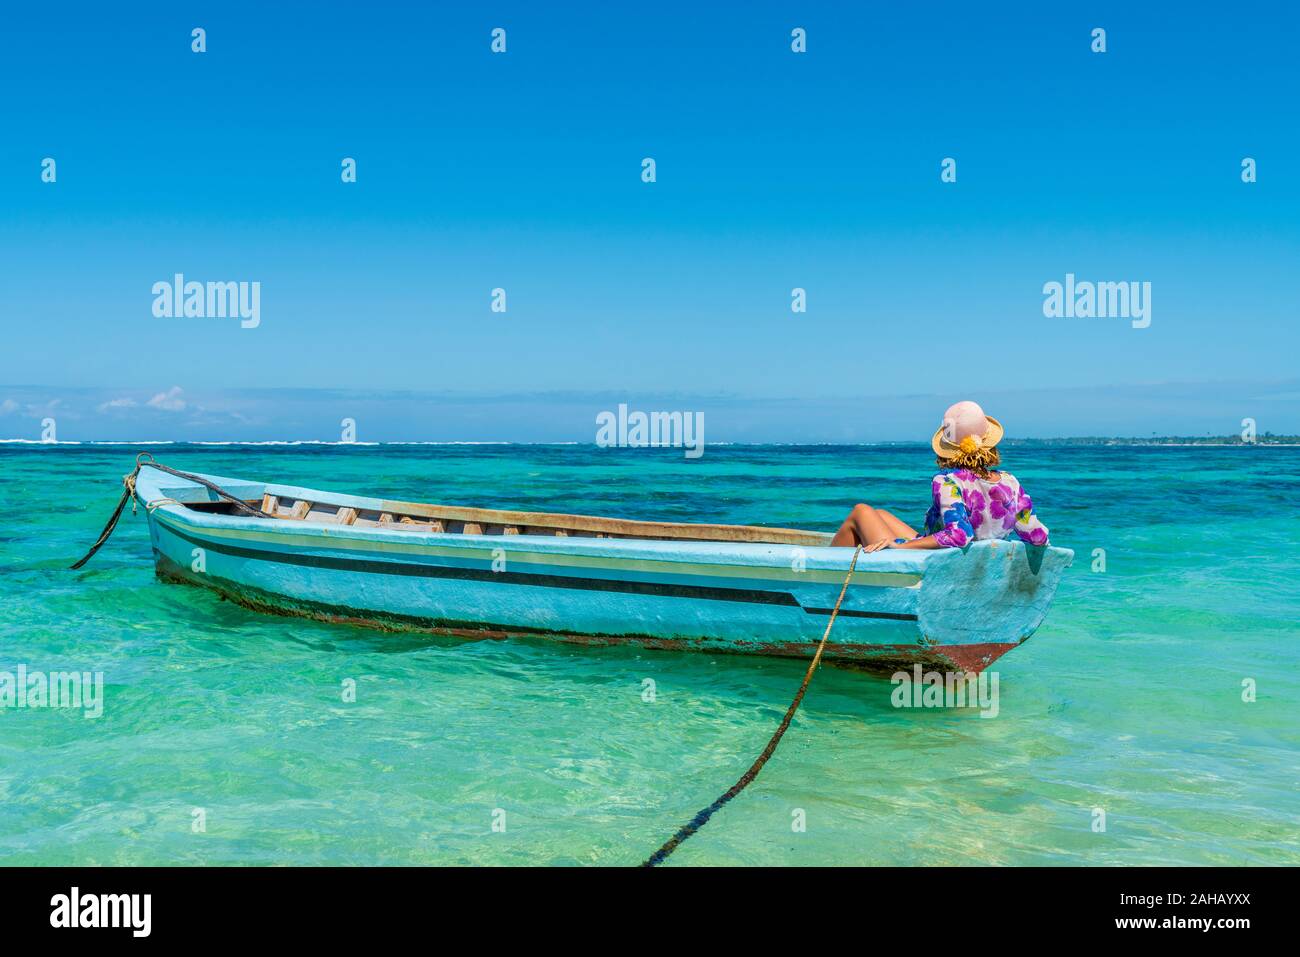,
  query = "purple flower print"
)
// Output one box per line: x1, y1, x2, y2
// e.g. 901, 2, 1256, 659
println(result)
935, 526, 968, 548
963, 487, 986, 531
1013, 488, 1049, 545
988, 483, 1017, 527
